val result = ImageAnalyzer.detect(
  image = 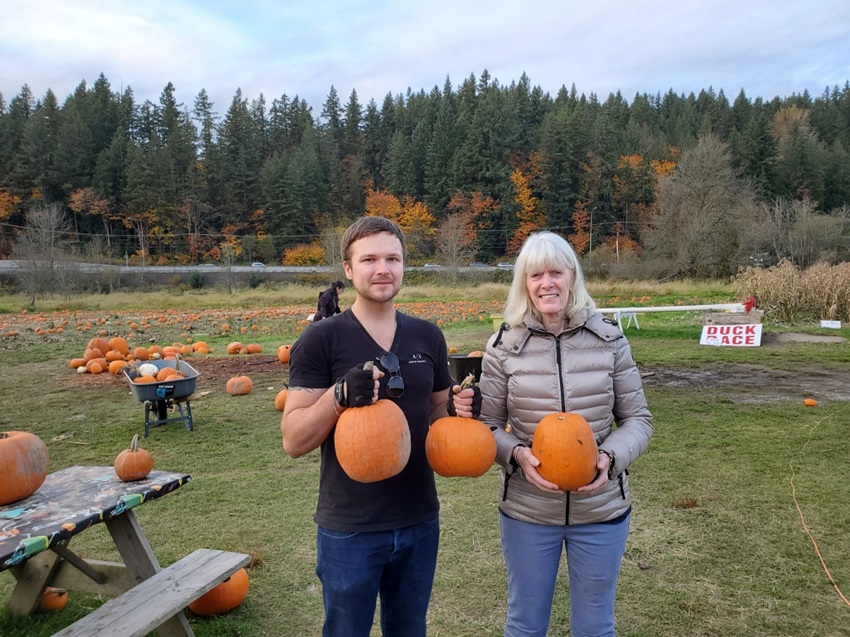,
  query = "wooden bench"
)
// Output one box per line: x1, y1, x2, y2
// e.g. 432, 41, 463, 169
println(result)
51, 548, 250, 637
